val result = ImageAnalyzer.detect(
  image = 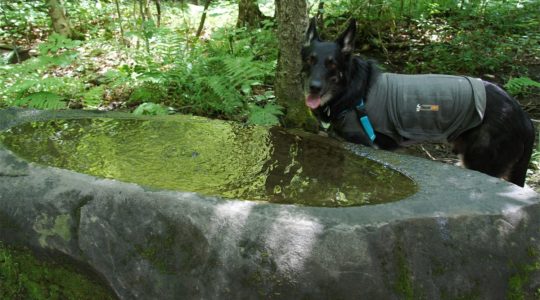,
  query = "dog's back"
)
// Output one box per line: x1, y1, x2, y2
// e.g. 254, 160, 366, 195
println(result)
366, 73, 486, 144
